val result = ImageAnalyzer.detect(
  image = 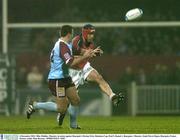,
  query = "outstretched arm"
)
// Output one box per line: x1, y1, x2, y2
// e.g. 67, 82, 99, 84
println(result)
68, 48, 102, 68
